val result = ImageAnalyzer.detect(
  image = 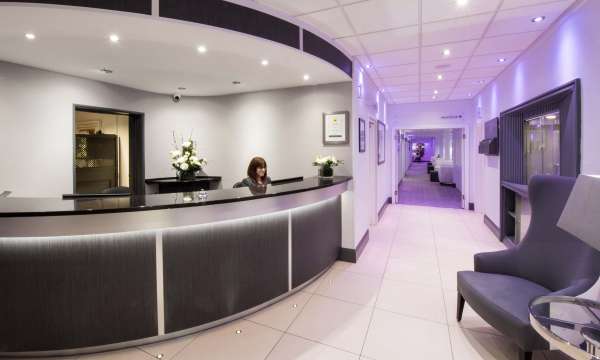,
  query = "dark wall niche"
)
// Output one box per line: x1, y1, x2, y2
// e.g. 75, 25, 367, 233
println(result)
498, 79, 581, 246
0, 0, 152, 14
159, 0, 300, 49
303, 30, 353, 78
